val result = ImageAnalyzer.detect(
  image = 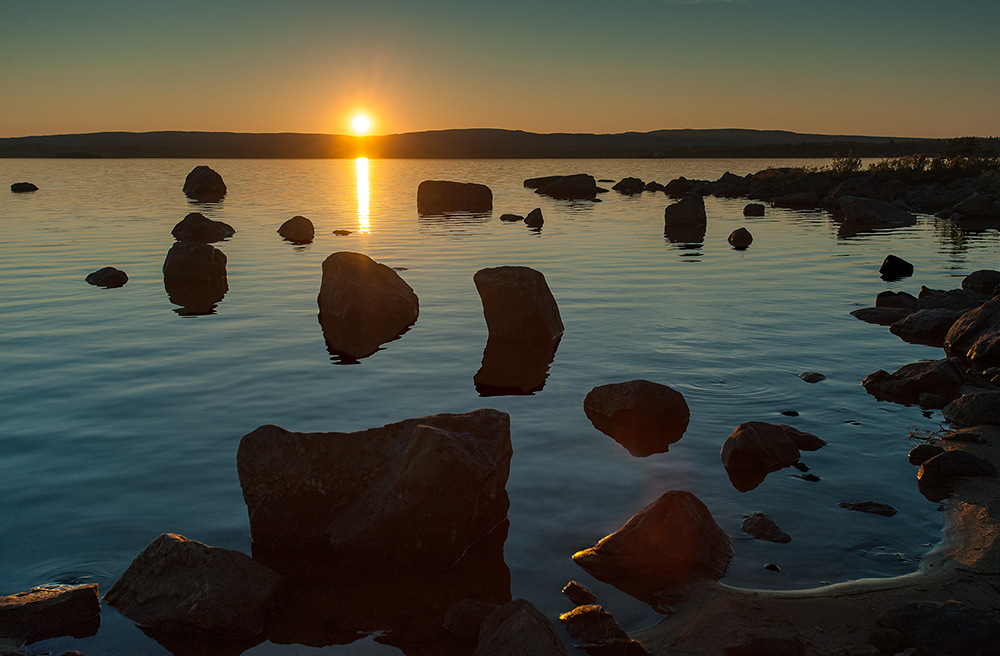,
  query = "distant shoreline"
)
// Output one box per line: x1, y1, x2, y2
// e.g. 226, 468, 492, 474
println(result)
1, 128, 981, 160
